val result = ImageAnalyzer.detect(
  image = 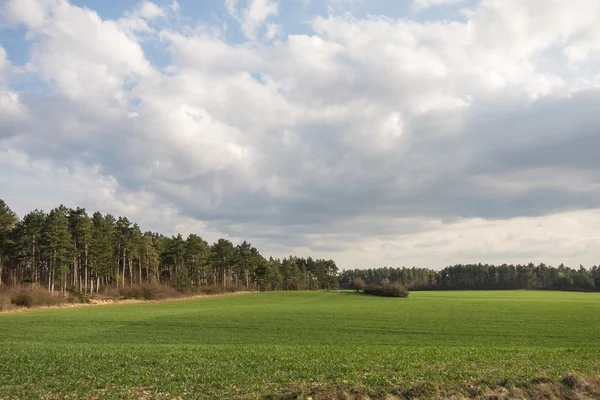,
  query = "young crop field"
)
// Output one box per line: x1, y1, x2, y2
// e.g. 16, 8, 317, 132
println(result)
1, 291, 599, 399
